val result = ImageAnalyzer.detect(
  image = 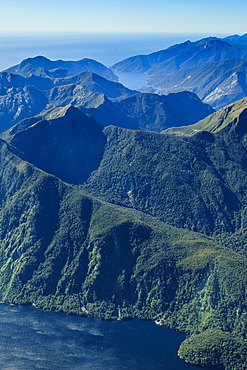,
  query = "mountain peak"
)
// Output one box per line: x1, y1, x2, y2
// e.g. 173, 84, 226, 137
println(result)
6, 105, 106, 185
202, 38, 231, 49
40, 104, 80, 121
19, 55, 53, 69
